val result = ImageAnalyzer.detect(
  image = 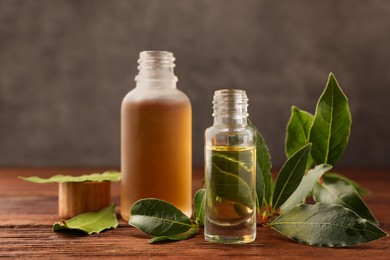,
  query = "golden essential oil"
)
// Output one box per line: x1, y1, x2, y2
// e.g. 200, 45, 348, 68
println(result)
204, 89, 256, 244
